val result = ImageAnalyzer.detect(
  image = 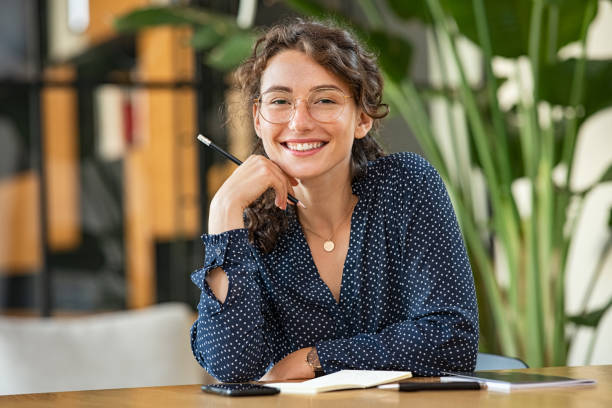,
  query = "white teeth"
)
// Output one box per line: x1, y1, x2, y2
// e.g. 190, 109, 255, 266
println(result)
285, 142, 324, 151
